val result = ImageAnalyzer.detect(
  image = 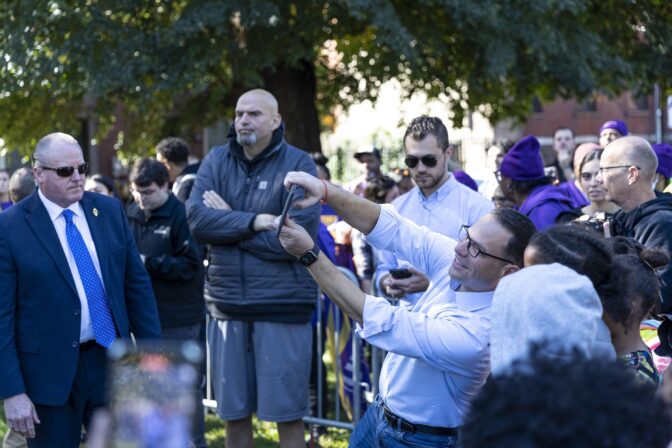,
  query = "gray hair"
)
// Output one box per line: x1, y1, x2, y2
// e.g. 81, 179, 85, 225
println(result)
33, 132, 81, 166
